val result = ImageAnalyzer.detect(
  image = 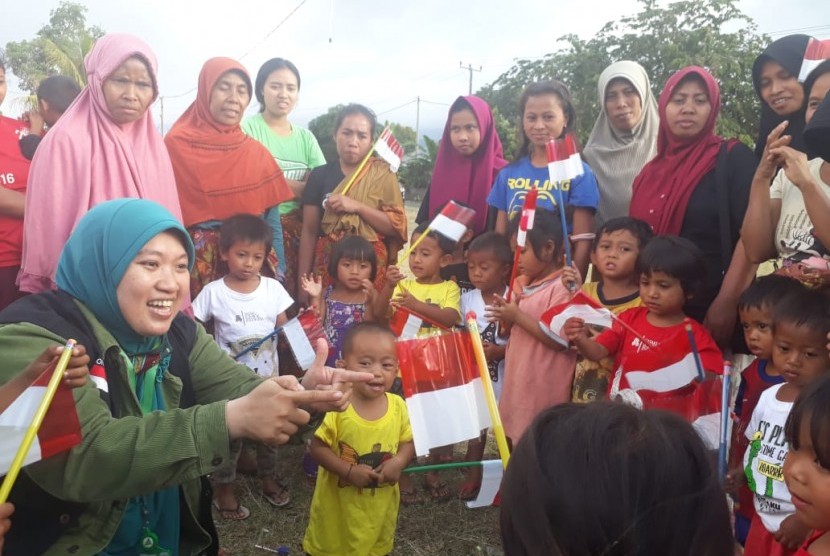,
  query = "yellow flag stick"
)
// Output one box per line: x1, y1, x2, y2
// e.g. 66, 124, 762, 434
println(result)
0, 339, 77, 503
340, 126, 390, 197
465, 314, 510, 469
